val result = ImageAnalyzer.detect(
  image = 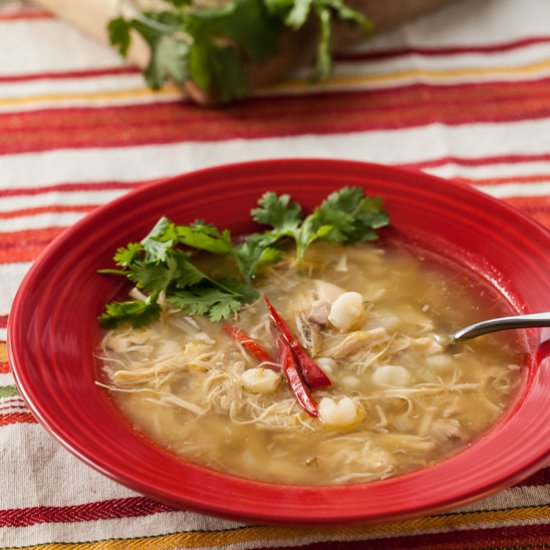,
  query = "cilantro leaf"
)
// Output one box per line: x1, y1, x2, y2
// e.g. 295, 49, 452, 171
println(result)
114, 242, 143, 267
325, 0, 373, 35
293, 216, 334, 261
145, 35, 189, 90
285, 0, 313, 28
119, 12, 188, 90
171, 252, 211, 288
108, 17, 132, 57
124, 251, 207, 291
314, 186, 390, 244
219, 277, 260, 303
234, 233, 282, 280
162, 0, 191, 7
140, 216, 177, 263
176, 220, 233, 254
99, 293, 161, 328
252, 192, 303, 233
167, 286, 242, 321
188, 40, 249, 102
217, 0, 282, 62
